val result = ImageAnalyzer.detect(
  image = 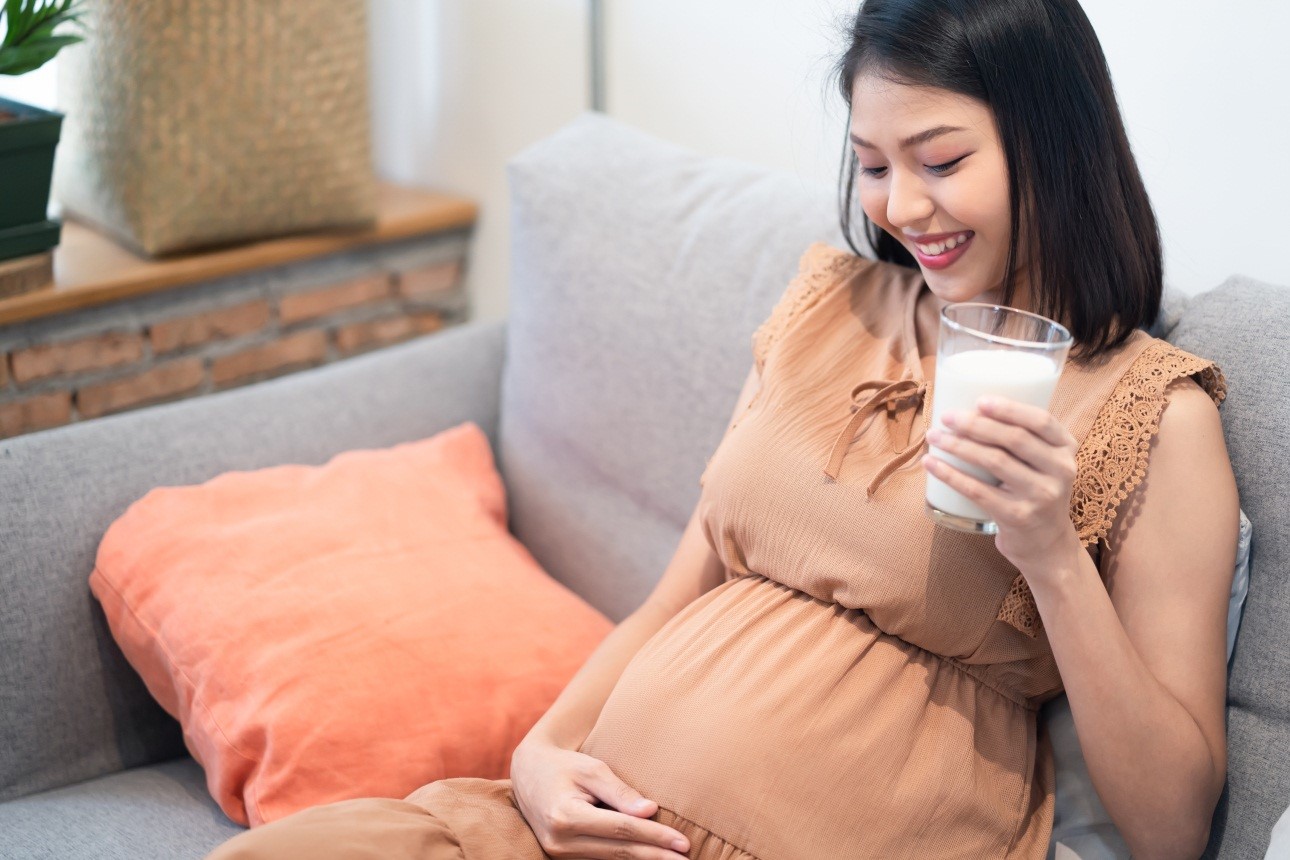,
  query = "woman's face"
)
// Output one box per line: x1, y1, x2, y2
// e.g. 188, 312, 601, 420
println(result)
849, 71, 1026, 308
